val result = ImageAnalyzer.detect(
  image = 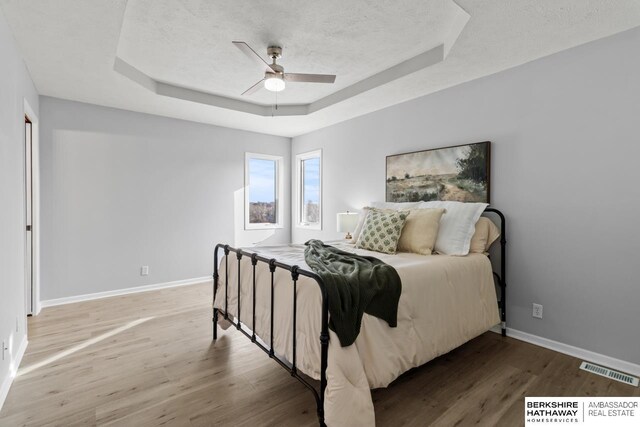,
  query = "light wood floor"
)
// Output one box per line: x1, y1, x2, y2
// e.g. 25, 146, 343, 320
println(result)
0, 282, 637, 426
